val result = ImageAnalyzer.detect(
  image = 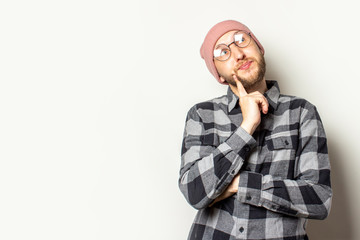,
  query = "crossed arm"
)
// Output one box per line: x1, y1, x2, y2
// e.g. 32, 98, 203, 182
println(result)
179, 76, 332, 219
